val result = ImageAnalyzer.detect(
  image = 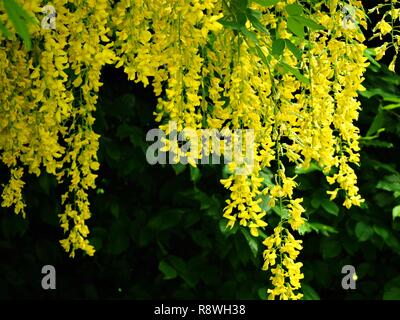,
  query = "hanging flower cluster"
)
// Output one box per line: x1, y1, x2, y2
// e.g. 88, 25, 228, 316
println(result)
369, 0, 399, 71
0, 0, 397, 299
0, 0, 115, 257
